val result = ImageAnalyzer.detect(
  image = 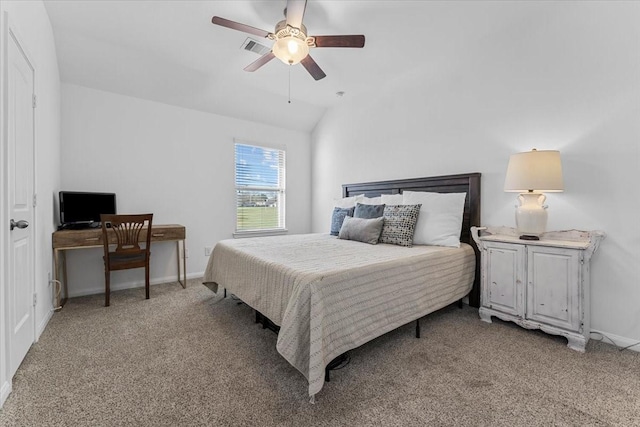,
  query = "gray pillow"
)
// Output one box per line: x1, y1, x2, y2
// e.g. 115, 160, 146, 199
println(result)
338, 216, 384, 245
353, 202, 385, 219
379, 204, 422, 247
330, 207, 354, 236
